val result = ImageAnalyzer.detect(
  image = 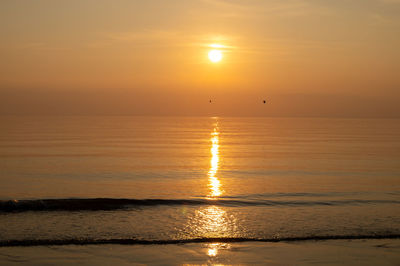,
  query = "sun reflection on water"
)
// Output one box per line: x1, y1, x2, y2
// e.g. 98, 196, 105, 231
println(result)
208, 123, 222, 198
182, 120, 237, 260
206, 243, 231, 261
187, 206, 233, 238
207, 243, 219, 256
